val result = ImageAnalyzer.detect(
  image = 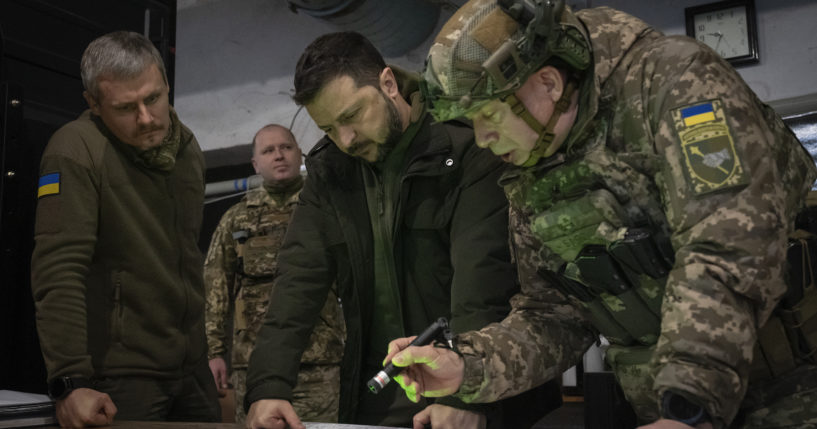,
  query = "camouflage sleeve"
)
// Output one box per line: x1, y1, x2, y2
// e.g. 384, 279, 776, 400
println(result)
204, 204, 241, 359
245, 175, 338, 405
299, 284, 346, 365
455, 204, 596, 403
641, 36, 817, 425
